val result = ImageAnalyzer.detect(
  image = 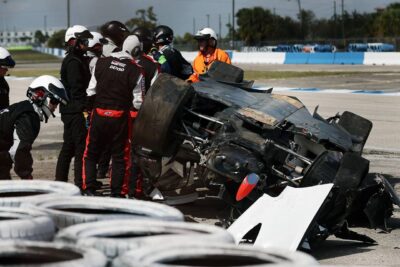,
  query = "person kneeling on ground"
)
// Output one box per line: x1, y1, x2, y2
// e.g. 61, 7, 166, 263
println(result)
187, 27, 231, 83
0, 75, 68, 180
